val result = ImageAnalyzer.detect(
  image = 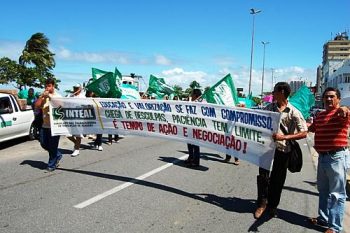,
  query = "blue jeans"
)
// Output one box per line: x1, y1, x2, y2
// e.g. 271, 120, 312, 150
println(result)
40, 128, 62, 169
317, 149, 348, 232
